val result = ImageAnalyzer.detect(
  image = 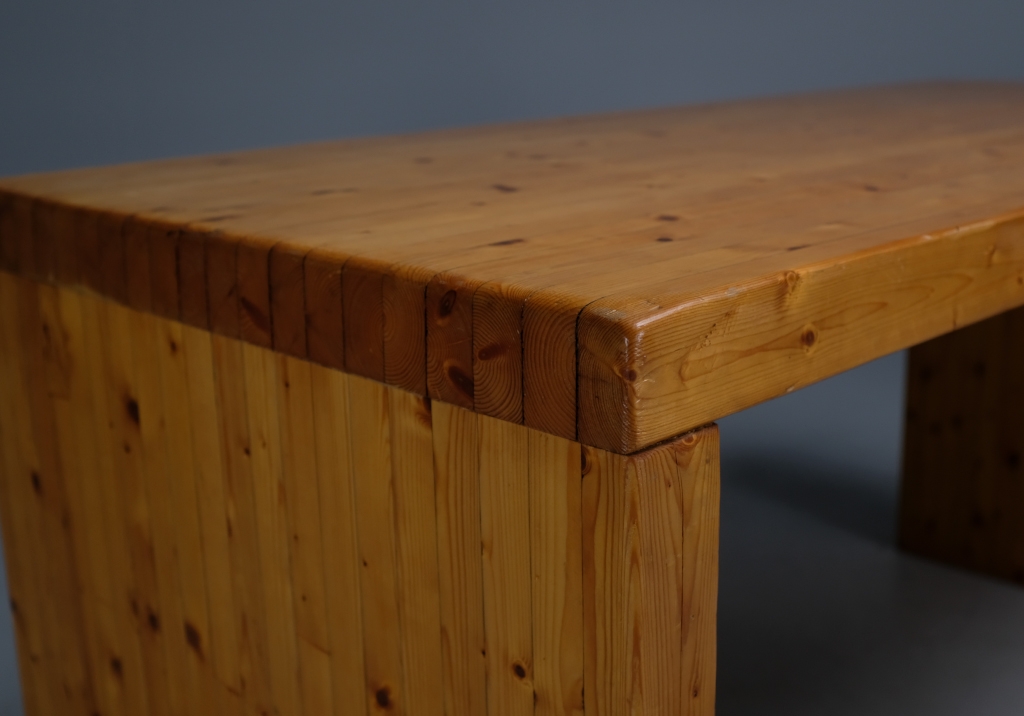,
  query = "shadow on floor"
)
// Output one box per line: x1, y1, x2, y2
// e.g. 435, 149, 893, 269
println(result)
716, 451, 1024, 716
